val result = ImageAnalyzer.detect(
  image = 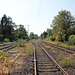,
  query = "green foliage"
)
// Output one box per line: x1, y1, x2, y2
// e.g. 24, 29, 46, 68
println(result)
60, 57, 72, 67
46, 37, 51, 42
60, 54, 73, 67
29, 32, 35, 40
58, 51, 63, 60
15, 24, 28, 40
69, 54, 74, 59
60, 59, 71, 67
17, 39, 26, 47
50, 35, 55, 41
65, 50, 66, 54
51, 10, 75, 41
29, 32, 38, 40
69, 35, 75, 45
26, 48, 31, 55
1, 14, 15, 41
0, 34, 3, 42
46, 29, 52, 37
58, 32, 63, 41
40, 31, 47, 40
4, 38, 9, 42
60, 51, 63, 55
67, 28, 75, 35
50, 48, 54, 51
58, 54, 62, 60
0, 14, 29, 42
34, 34, 38, 39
